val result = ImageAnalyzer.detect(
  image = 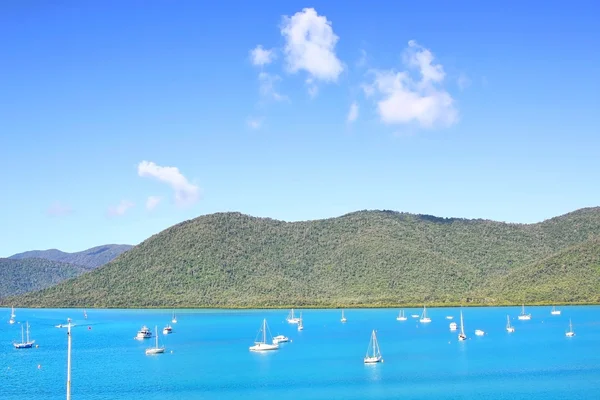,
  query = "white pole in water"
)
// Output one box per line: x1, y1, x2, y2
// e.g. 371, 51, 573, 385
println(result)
67, 322, 72, 400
